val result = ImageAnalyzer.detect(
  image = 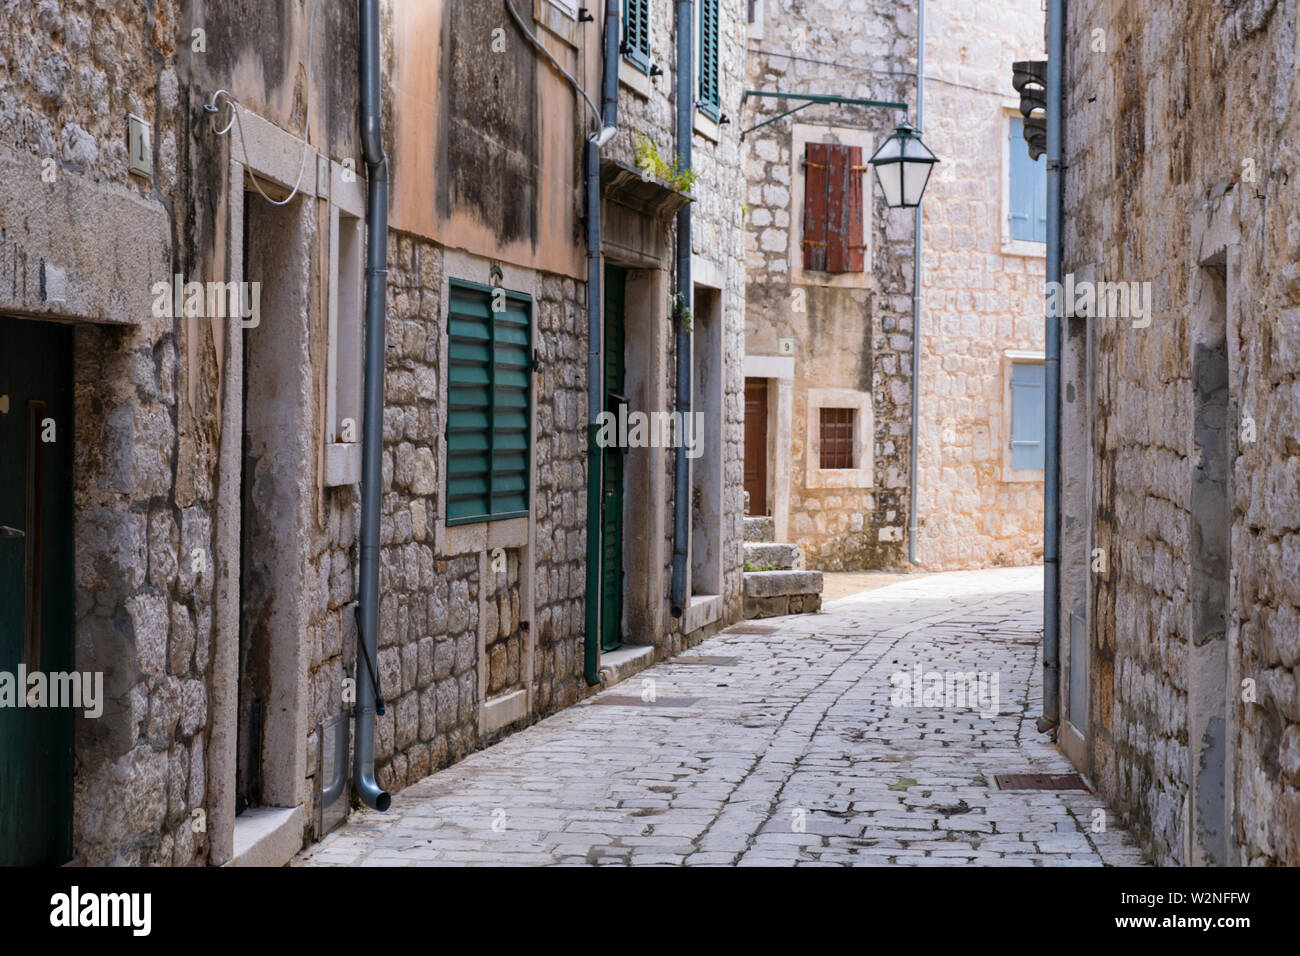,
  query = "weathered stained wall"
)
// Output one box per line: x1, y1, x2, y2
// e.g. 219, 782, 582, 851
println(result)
1064, 0, 1300, 865
386, 0, 585, 280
